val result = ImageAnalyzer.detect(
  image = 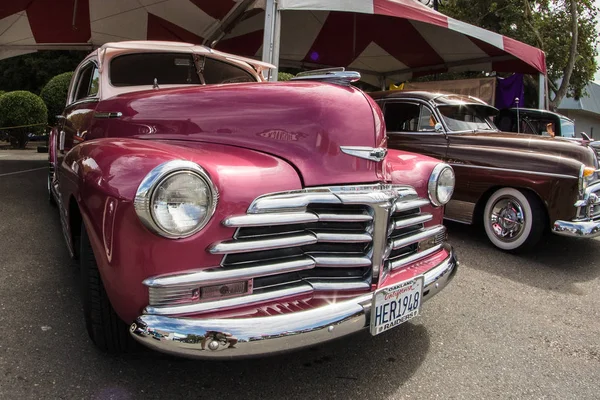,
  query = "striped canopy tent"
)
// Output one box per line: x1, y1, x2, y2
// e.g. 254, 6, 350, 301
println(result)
0, 0, 547, 104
